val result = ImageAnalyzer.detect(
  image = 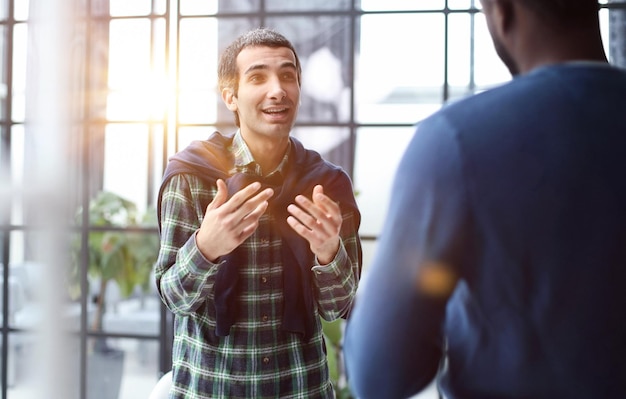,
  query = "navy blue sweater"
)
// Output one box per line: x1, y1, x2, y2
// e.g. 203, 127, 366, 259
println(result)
344, 63, 626, 399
